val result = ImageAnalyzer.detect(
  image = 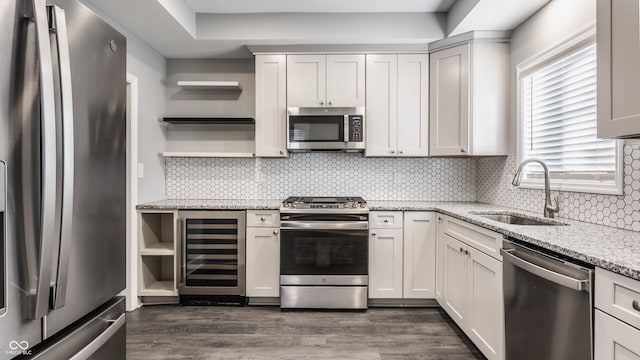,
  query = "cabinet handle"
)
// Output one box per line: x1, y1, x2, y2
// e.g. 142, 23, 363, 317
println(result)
633, 300, 640, 312
319, 100, 324, 105
273, 230, 278, 235
260, 217, 265, 221
372, 232, 377, 236
460, 148, 466, 153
